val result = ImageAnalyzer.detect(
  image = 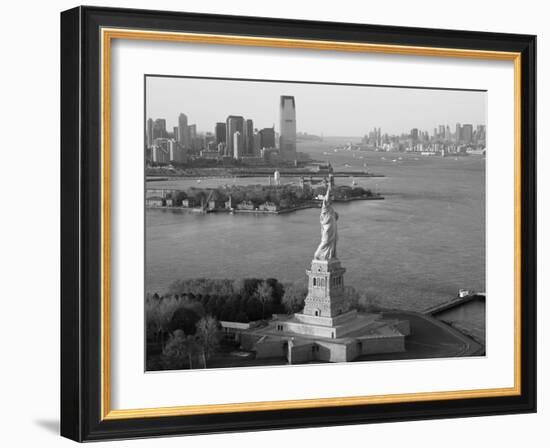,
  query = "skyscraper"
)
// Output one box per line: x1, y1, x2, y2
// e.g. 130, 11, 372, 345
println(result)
151, 137, 172, 163
259, 127, 275, 149
279, 96, 297, 161
215, 122, 226, 144
146, 118, 154, 147
455, 123, 462, 143
177, 113, 189, 147
461, 124, 473, 143
225, 115, 244, 157
475, 124, 486, 144
410, 128, 419, 142
188, 124, 197, 140
187, 124, 201, 152
244, 119, 254, 155
445, 125, 452, 141
153, 119, 167, 140
233, 131, 243, 160
253, 130, 261, 155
